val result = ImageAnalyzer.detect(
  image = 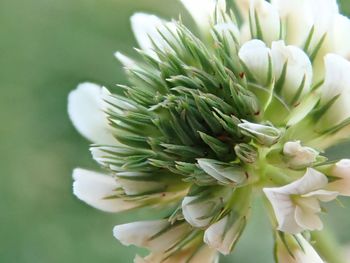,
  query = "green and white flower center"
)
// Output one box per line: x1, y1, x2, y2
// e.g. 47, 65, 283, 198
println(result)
68, 0, 350, 262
